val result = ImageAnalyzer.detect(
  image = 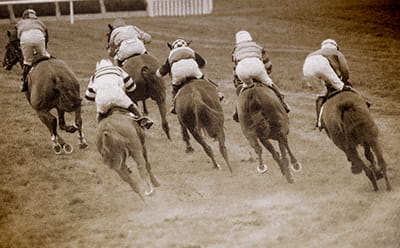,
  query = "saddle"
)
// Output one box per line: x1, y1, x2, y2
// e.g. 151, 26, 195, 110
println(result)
31, 55, 53, 67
